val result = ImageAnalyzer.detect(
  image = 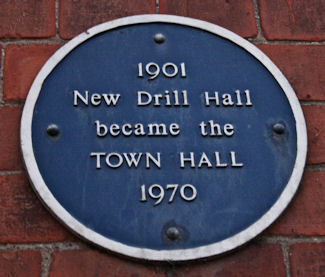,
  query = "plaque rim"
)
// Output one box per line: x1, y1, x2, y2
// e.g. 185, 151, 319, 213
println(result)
20, 14, 307, 261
